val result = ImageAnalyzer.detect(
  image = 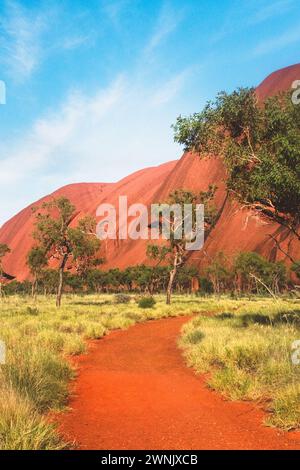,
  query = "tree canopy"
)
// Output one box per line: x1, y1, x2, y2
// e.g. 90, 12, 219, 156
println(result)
173, 88, 300, 241
32, 196, 100, 306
